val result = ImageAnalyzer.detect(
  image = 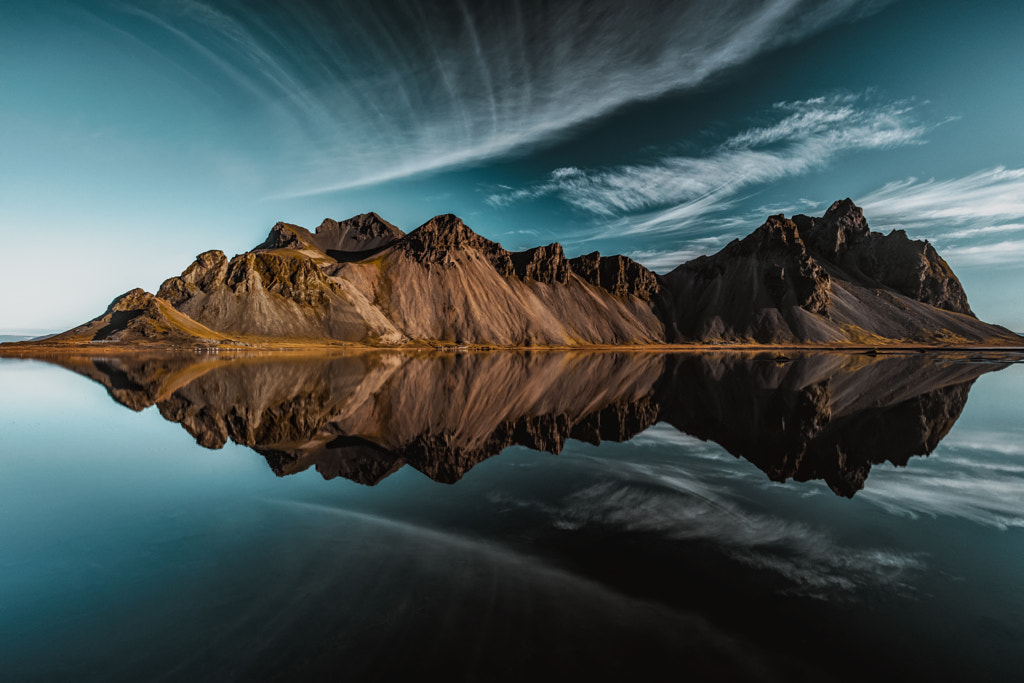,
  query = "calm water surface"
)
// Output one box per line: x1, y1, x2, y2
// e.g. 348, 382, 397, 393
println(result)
1, 351, 1022, 681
